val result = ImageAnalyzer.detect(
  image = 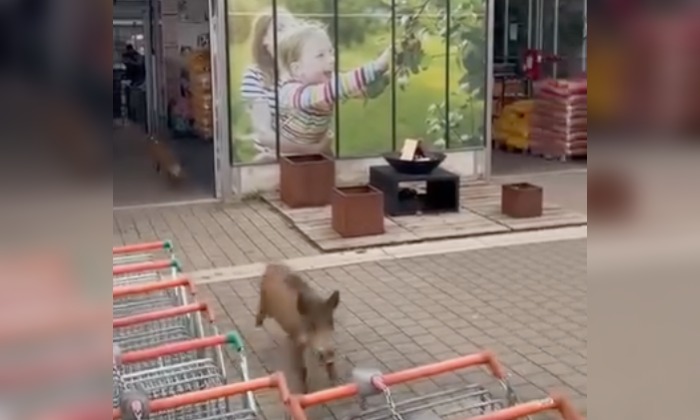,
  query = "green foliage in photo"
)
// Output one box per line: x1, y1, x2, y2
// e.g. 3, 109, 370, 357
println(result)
227, 0, 487, 163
